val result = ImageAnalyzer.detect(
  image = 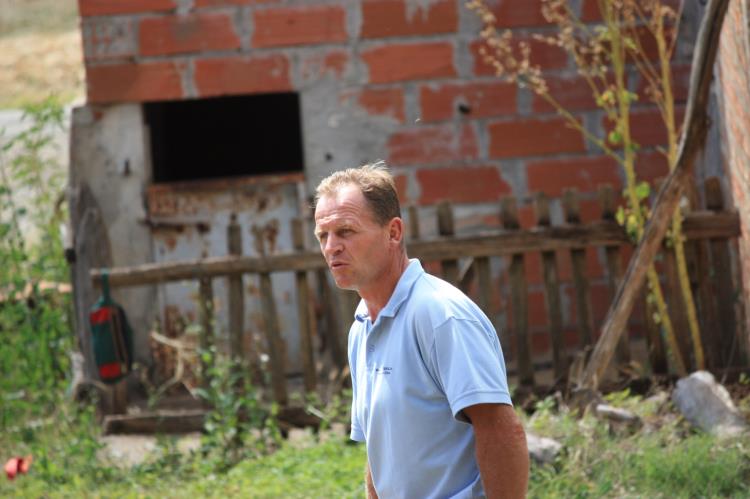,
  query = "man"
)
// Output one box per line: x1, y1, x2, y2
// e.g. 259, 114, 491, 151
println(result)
314, 163, 529, 498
